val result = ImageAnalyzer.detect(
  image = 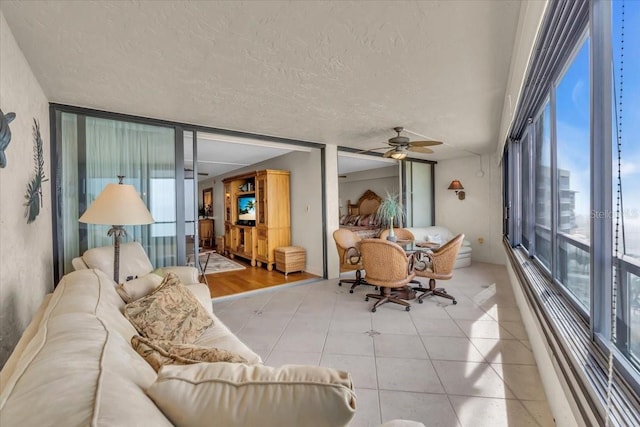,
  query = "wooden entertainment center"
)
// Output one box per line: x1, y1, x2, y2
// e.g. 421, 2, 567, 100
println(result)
223, 169, 290, 271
